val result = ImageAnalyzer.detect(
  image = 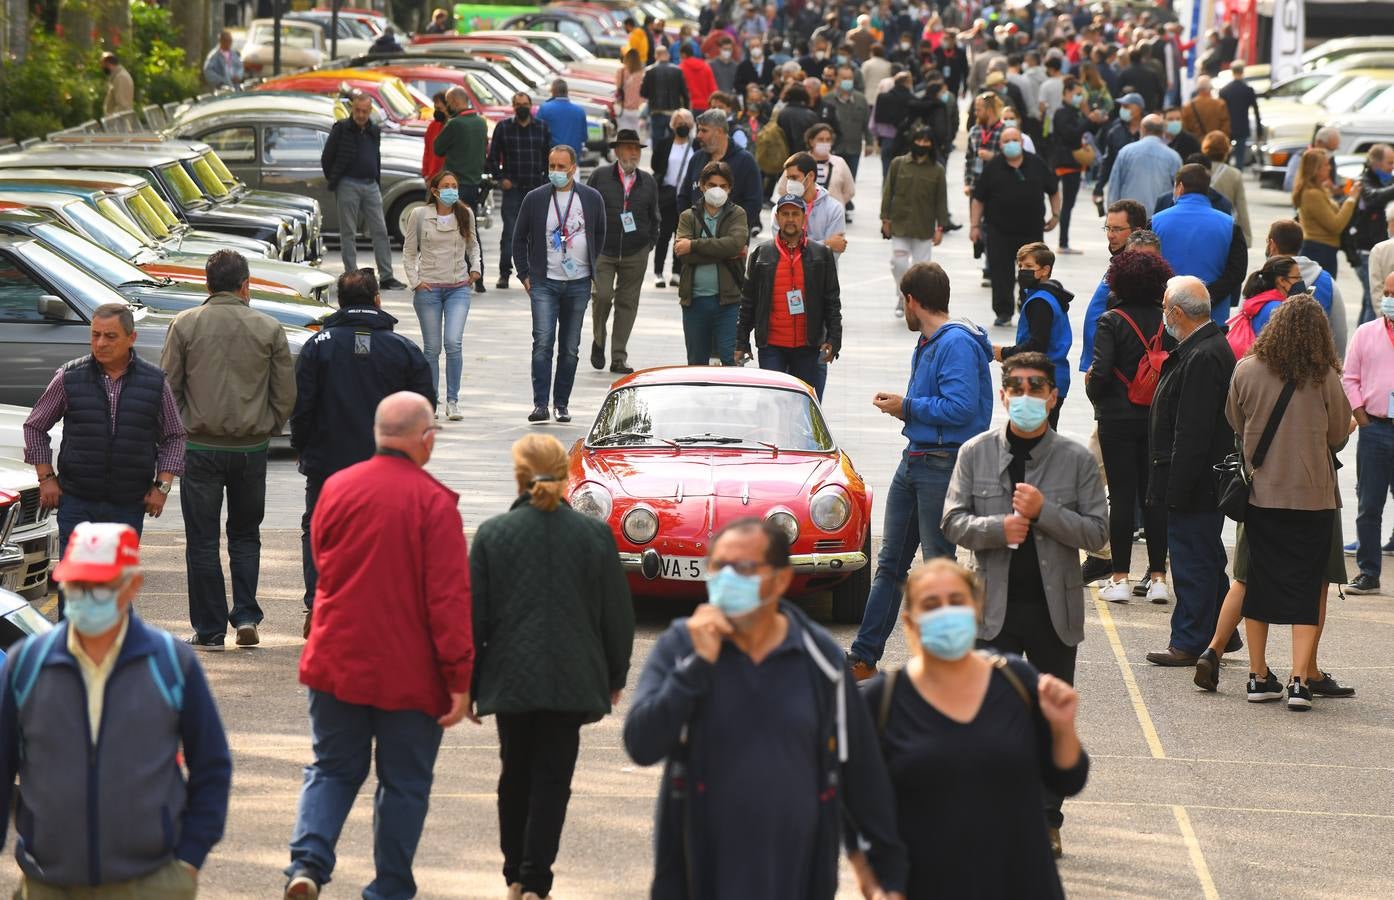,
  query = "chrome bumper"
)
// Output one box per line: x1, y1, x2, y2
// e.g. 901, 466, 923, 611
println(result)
618, 549, 868, 579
